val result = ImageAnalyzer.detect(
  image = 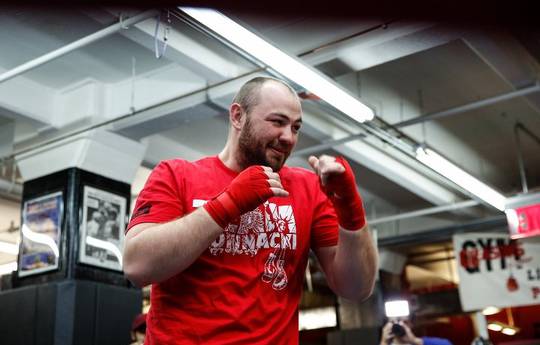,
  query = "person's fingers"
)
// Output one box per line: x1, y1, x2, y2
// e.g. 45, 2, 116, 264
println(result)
259, 166, 287, 196
318, 154, 333, 161
268, 179, 284, 189
258, 167, 286, 196
309, 155, 328, 185
308, 156, 319, 172
271, 187, 289, 197
318, 154, 337, 167
319, 156, 345, 175
310, 155, 347, 186
332, 163, 346, 174
265, 171, 281, 181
